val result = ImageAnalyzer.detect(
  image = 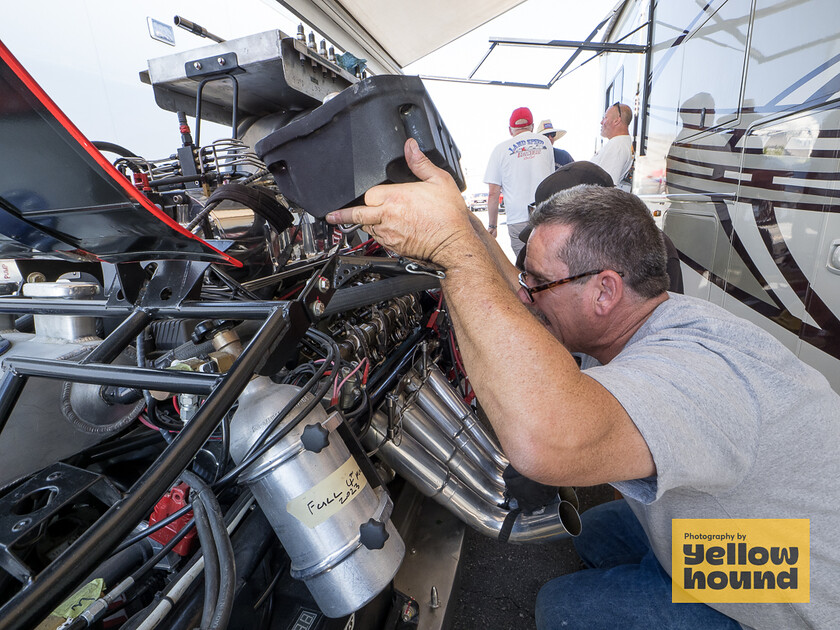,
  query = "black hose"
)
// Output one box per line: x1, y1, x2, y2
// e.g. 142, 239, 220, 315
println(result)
158, 501, 274, 630
191, 498, 220, 628
91, 141, 140, 158
83, 537, 155, 592
13, 314, 33, 333
154, 339, 216, 369
181, 471, 236, 630
128, 520, 196, 586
